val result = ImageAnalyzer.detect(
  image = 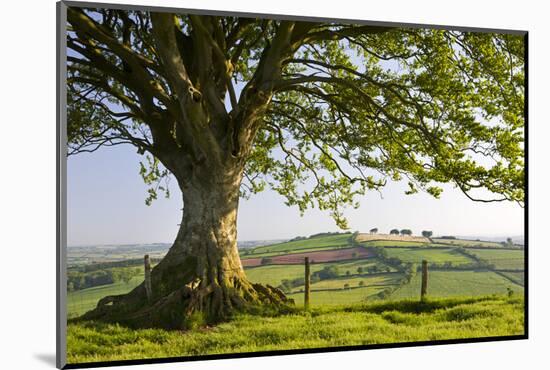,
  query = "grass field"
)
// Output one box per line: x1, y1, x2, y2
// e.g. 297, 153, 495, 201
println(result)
389, 270, 524, 300
287, 285, 391, 305
498, 272, 525, 286
68, 275, 144, 317
67, 295, 524, 364
245, 258, 393, 287
360, 240, 448, 247
357, 234, 430, 243
466, 249, 525, 270
385, 248, 475, 265
302, 273, 402, 292
432, 238, 504, 248
248, 233, 351, 255
241, 244, 347, 259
